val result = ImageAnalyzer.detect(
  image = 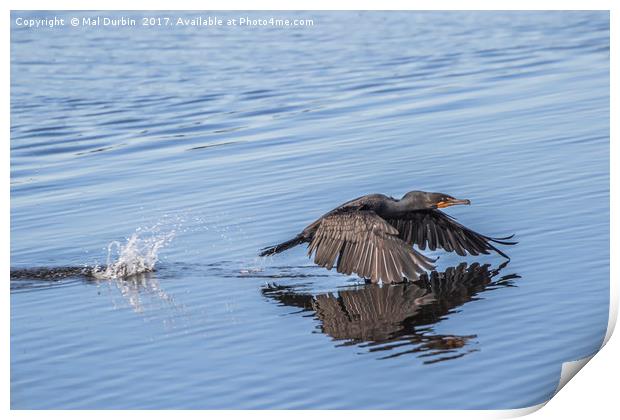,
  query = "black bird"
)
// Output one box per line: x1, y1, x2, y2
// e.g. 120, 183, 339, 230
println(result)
259, 191, 516, 284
